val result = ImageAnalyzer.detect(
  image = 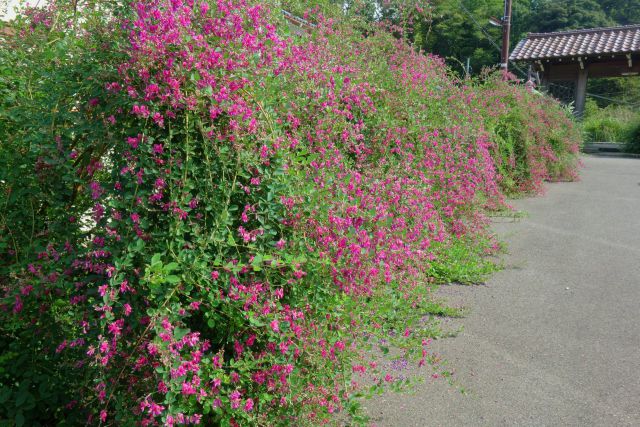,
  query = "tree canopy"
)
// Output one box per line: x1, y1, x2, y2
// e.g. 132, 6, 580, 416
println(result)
417, 0, 638, 73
